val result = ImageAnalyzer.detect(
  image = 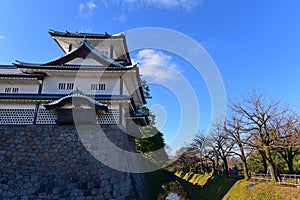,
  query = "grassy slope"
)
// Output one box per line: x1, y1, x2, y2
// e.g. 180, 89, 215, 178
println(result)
175, 171, 211, 187
223, 180, 300, 200
170, 171, 300, 200
174, 172, 239, 200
